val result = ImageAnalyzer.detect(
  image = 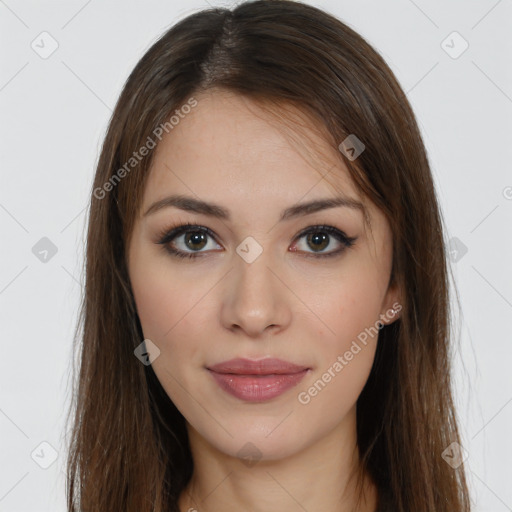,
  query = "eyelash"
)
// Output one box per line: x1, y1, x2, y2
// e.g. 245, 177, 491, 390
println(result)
156, 221, 357, 260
